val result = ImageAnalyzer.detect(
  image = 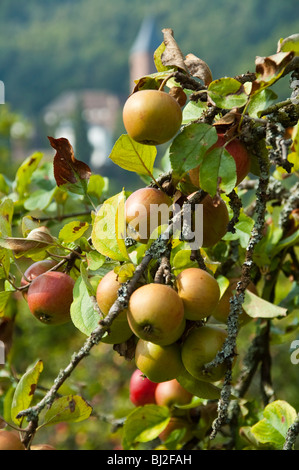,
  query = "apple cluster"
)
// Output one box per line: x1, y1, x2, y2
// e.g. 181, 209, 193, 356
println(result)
129, 369, 194, 445
95, 264, 230, 385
